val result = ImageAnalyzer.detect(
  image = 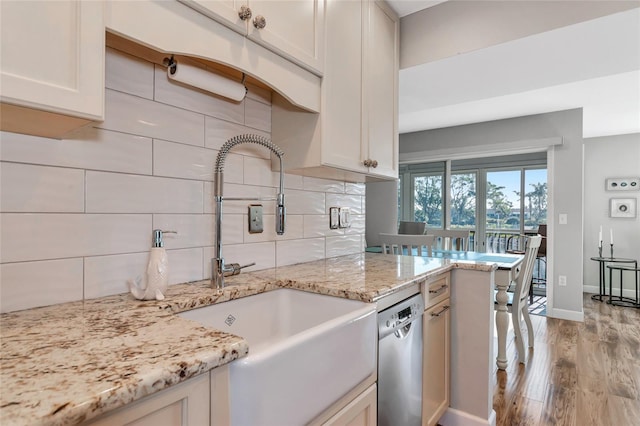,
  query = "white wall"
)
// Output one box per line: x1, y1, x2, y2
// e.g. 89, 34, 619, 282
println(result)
400, 0, 638, 68
583, 133, 640, 295
365, 180, 399, 247
0, 48, 365, 313
391, 109, 584, 320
